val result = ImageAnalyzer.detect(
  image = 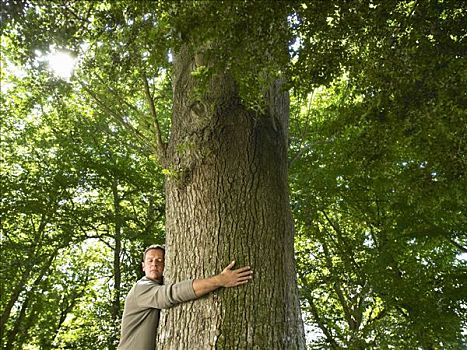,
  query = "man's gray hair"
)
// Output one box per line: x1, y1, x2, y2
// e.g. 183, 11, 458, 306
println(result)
143, 244, 165, 260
